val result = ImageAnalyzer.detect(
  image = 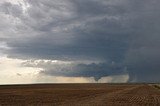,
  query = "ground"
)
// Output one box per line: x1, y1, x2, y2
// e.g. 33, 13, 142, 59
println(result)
0, 84, 160, 106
